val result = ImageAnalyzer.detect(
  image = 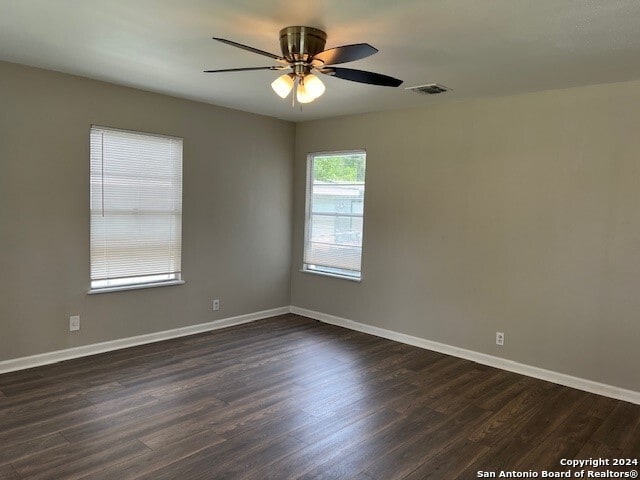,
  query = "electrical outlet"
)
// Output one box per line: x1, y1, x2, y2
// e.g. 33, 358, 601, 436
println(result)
69, 315, 80, 332
212, 299, 220, 311
496, 331, 504, 346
